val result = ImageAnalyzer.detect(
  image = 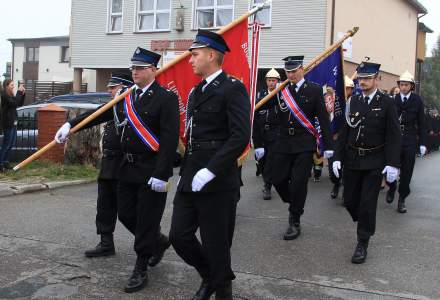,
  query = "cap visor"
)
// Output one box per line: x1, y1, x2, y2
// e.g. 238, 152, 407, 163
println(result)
189, 42, 208, 51
284, 65, 301, 72
130, 61, 153, 67
357, 73, 377, 79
